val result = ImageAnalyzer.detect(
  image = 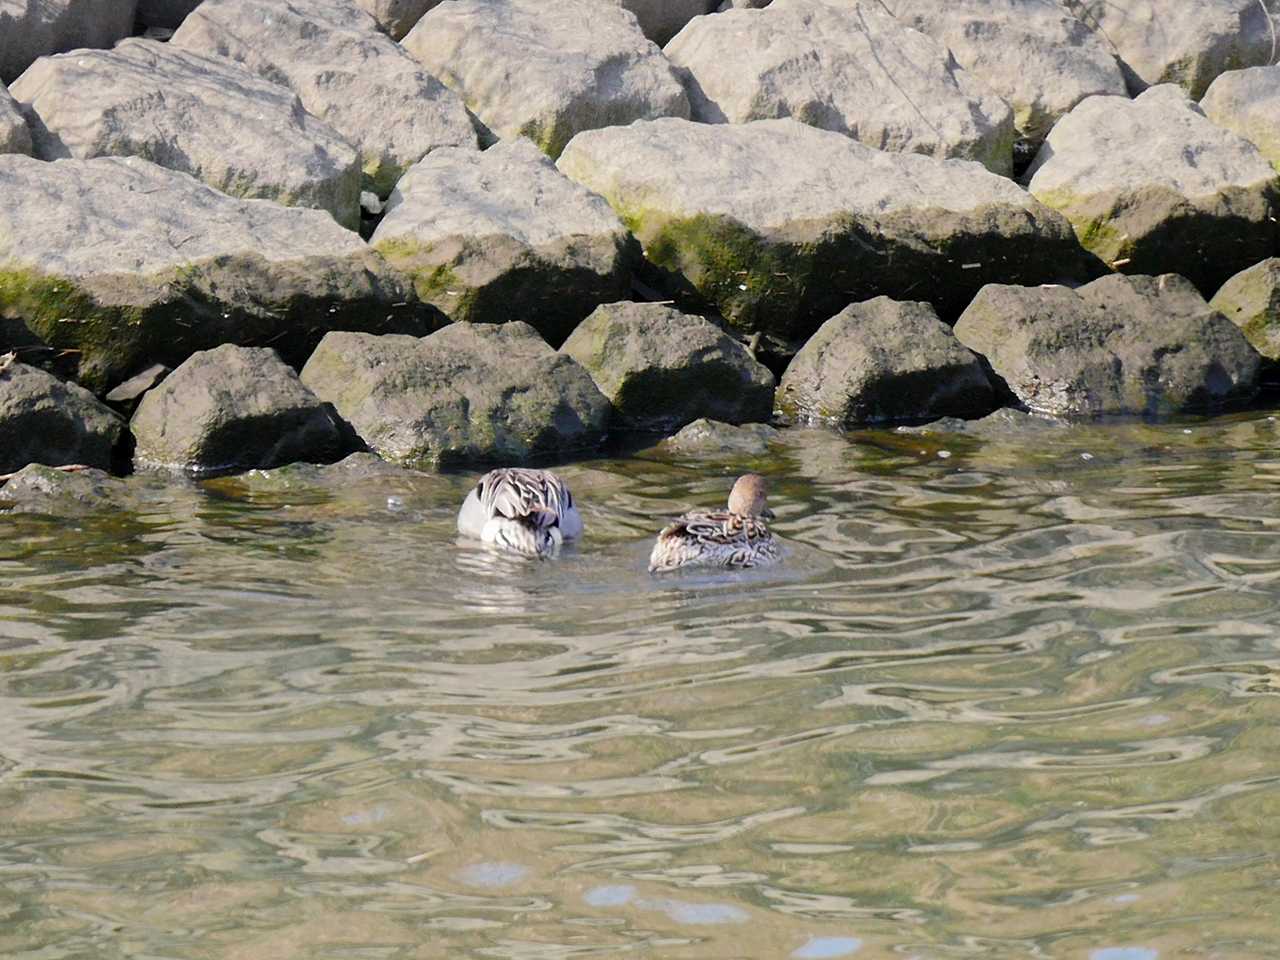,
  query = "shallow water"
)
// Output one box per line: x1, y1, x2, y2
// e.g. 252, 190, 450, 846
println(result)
3, 412, 1280, 959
